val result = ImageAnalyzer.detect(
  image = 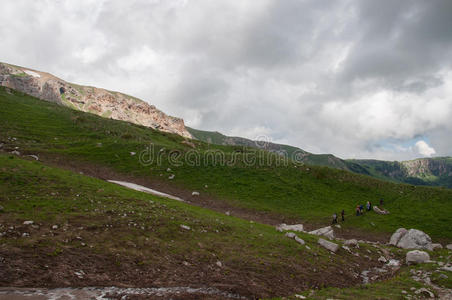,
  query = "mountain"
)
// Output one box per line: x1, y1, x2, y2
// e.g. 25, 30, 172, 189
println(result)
347, 157, 452, 188
0, 62, 192, 138
188, 127, 452, 188
187, 127, 350, 169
